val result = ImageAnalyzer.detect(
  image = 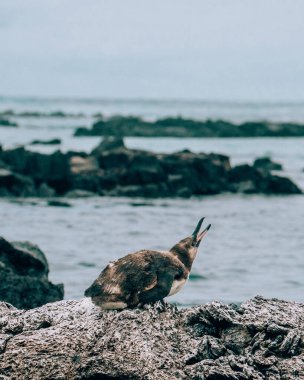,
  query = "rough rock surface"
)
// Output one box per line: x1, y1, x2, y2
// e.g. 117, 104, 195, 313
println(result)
0, 296, 303, 379
0, 237, 64, 309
